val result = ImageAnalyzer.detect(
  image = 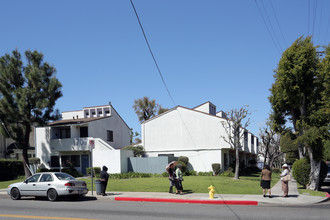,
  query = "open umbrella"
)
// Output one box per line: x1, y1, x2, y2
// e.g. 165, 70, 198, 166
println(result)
166, 161, 177, 170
